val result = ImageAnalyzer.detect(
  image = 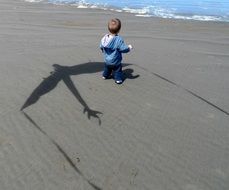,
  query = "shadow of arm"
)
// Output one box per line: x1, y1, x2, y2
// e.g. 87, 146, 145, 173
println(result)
62, 75, 102, 125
